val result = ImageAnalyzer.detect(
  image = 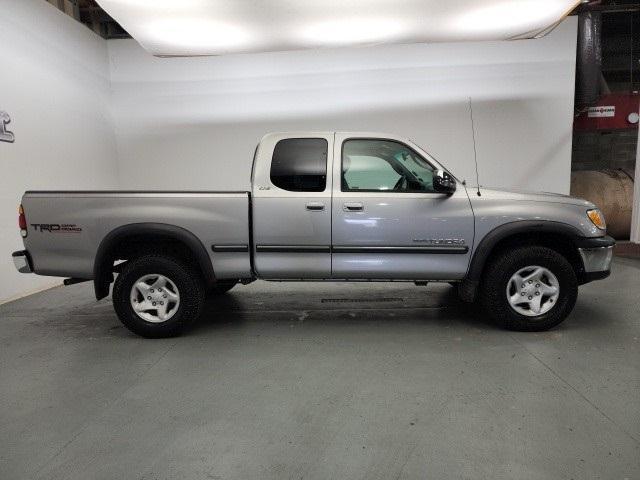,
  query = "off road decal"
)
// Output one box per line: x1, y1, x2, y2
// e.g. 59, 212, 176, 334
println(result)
31, 224, 82, 233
